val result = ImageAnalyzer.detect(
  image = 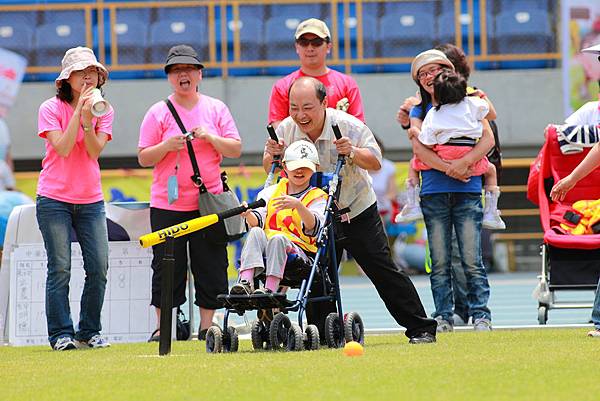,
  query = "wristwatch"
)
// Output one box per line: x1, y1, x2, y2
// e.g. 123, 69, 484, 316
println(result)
348, 148, 355, 163
82, 125, 92, 132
